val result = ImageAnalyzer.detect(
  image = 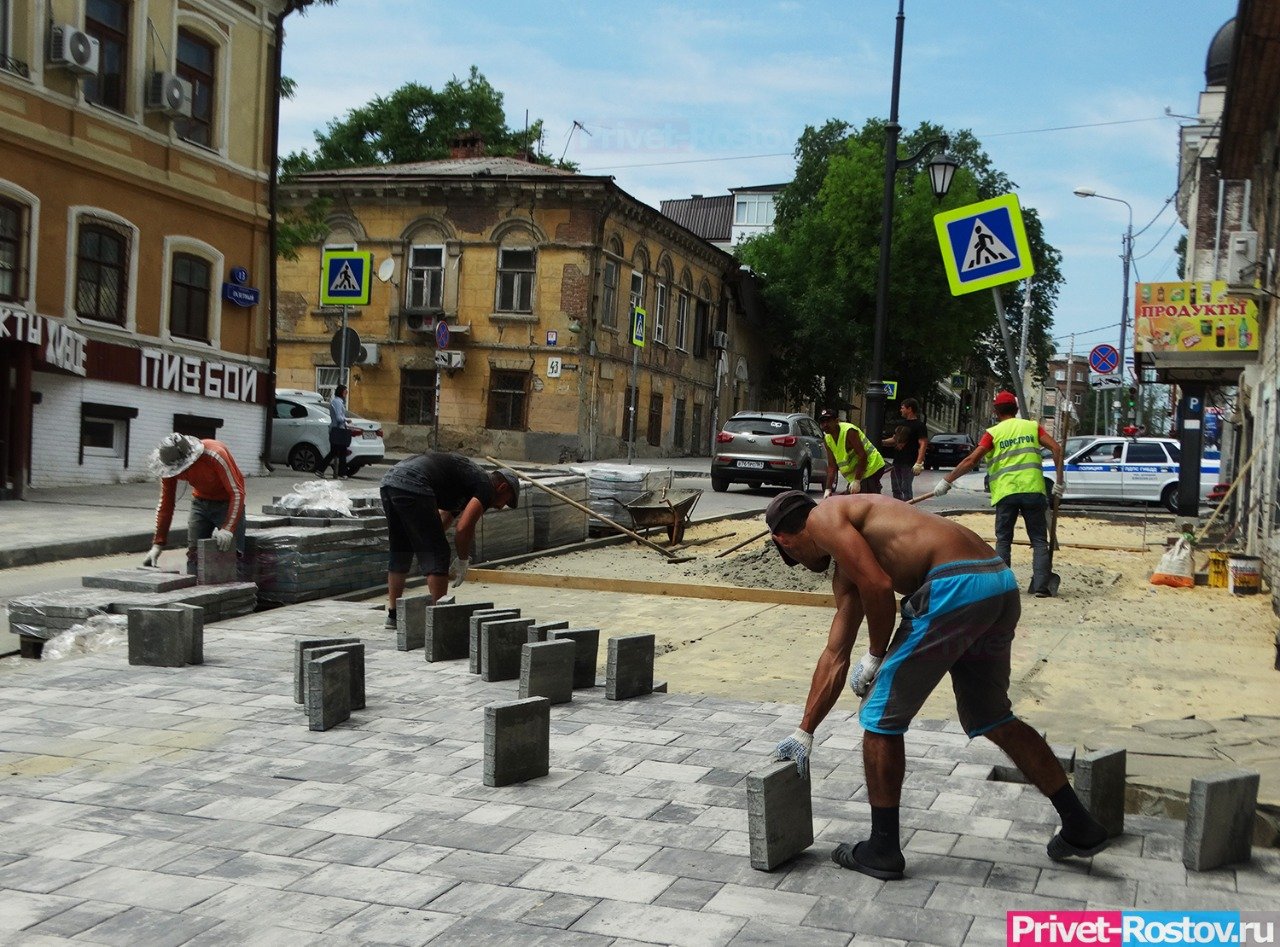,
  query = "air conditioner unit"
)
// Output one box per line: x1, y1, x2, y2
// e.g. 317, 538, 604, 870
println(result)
712, 330, 729, 349
146, 71, 193, 118
1226, 231, 1258, 292
404, 312, 432, 332
356, 343, 379, 365
434, 350, 465, 370
49, 25, 100, 76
